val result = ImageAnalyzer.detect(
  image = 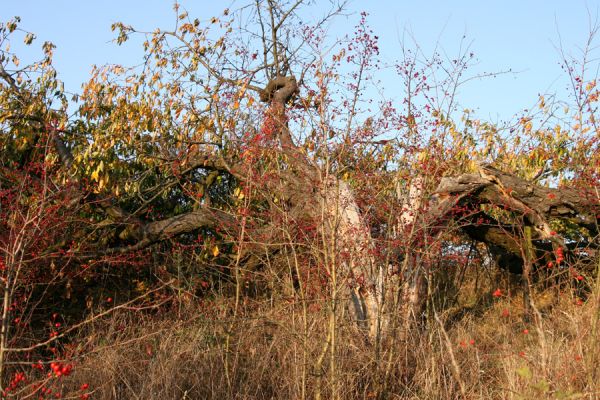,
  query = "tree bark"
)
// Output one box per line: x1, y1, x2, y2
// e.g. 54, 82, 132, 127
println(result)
430, 164, 599, 270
